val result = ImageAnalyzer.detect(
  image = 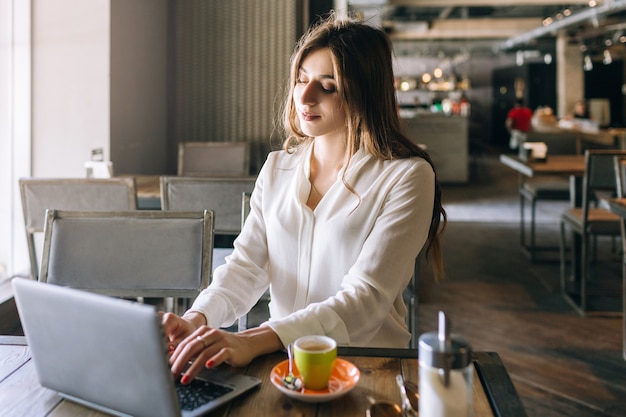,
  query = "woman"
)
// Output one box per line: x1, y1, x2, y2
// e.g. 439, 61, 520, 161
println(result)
164, 13, 446, 384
